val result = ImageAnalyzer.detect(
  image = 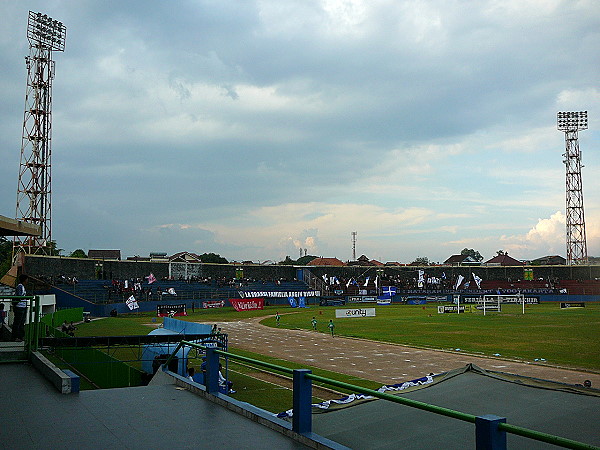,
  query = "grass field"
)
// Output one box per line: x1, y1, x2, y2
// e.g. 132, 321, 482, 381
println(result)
76, 302, 600, 371
71, 302, 599, 412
